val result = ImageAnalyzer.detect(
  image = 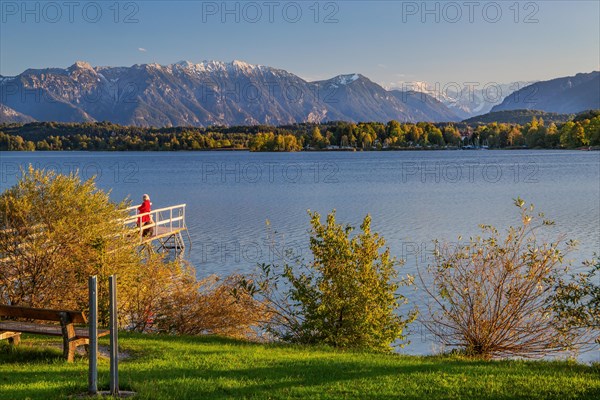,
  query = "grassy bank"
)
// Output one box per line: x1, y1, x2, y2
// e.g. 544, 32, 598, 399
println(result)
0, 333, 598, 399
